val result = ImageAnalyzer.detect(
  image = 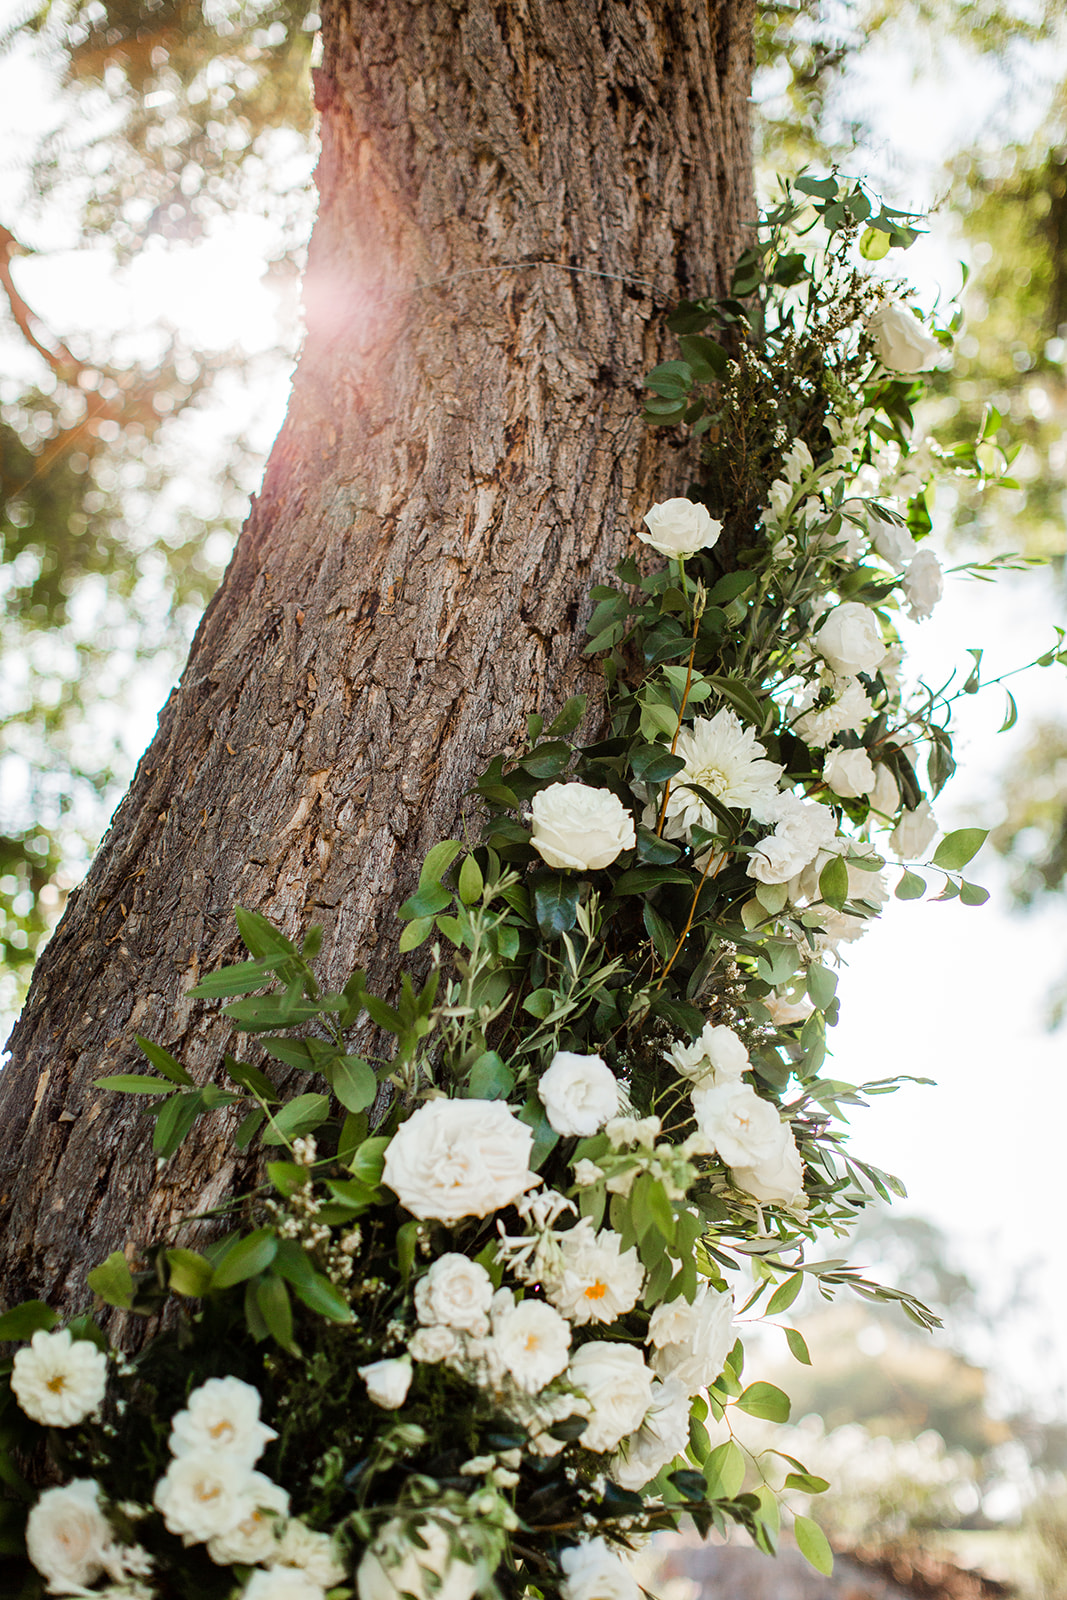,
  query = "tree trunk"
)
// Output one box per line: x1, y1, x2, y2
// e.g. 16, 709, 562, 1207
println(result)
0, 0, 755, 1315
